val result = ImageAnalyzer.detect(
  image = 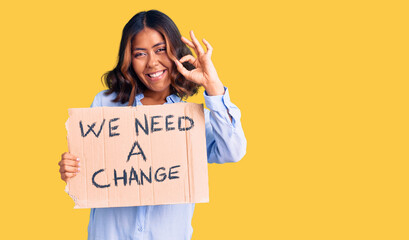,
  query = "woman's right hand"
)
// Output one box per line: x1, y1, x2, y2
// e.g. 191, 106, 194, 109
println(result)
59, 152, 80, 183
